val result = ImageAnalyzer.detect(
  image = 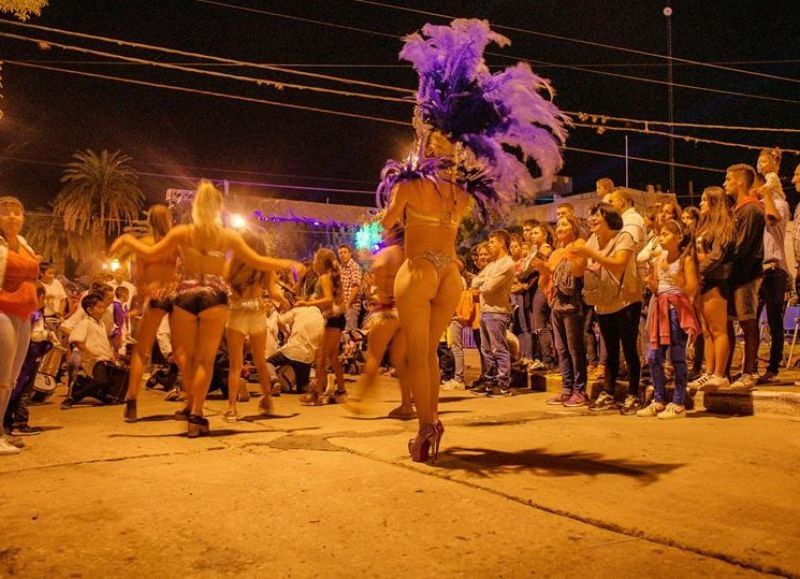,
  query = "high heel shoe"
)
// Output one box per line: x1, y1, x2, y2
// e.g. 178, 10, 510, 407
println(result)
408, 423, 440, 463
187, 414, 210, 438
124, 399, 137, 422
